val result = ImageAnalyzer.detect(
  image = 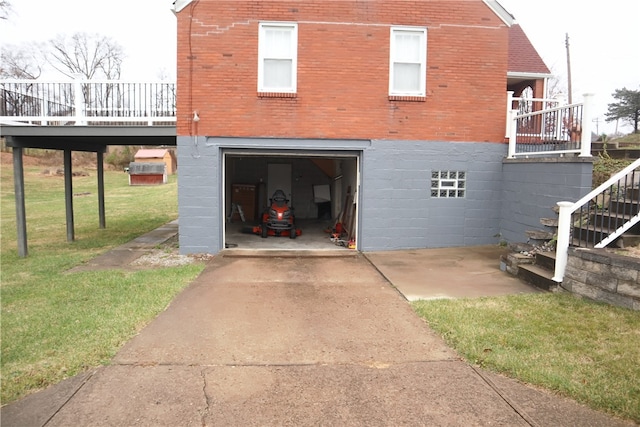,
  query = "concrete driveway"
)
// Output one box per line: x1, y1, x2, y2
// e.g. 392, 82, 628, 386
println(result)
2, 252, 632, 426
